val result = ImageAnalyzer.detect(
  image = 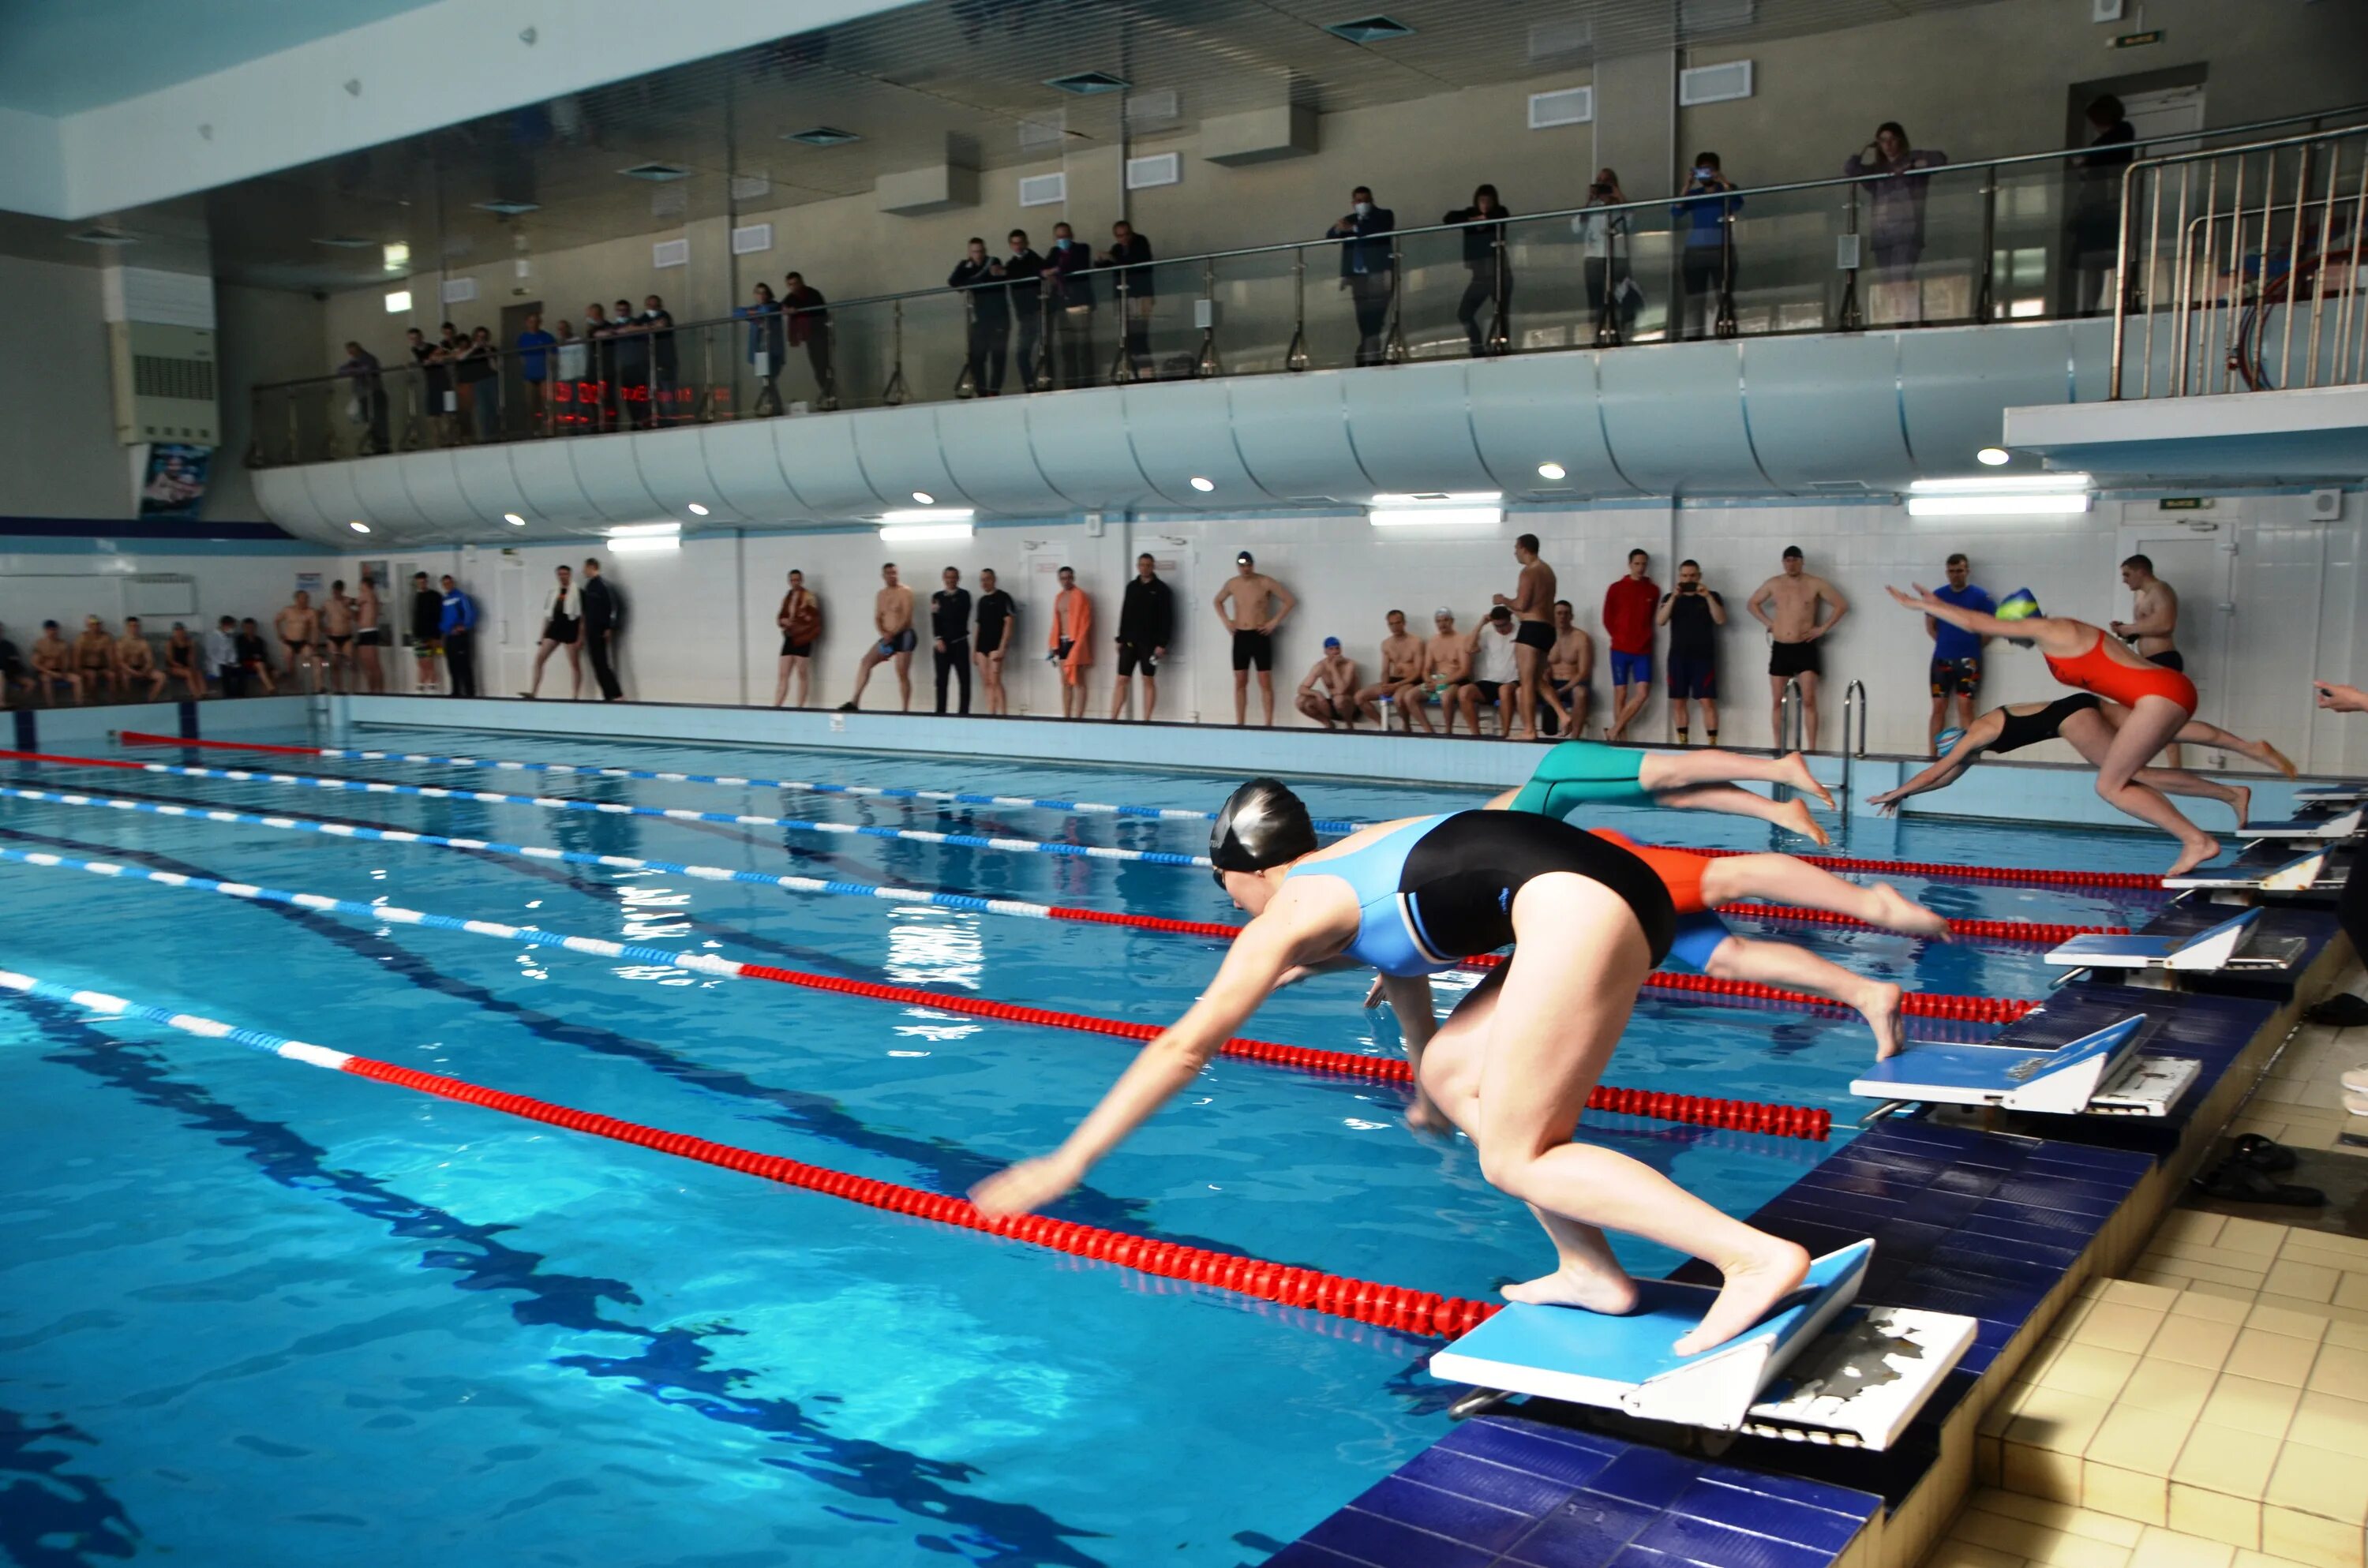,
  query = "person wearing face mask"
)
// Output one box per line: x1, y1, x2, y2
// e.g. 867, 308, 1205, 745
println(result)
1002, 231, 1046, 390
1442, 183, 1512, 357
1043, 222, 1098, 388
949, 238, 1010, 396
1670, 152, 1743, 340
1325, 186, 1397, 366
1844, 123, 1947, 324
640, 294, 679, 422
